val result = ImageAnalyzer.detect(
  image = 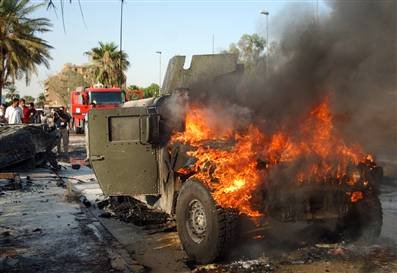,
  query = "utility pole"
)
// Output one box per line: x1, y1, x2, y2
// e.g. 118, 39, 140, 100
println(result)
119, 0, 124, 88
260, 10, 269, 75
155, 51, 162, 89
212, 34, 215, 54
